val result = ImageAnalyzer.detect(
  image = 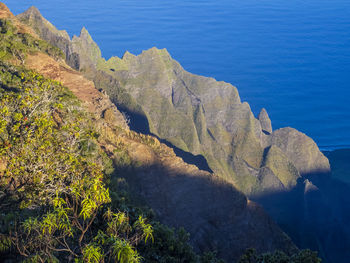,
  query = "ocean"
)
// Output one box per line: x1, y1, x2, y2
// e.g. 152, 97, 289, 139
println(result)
4, 0, 350, 150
